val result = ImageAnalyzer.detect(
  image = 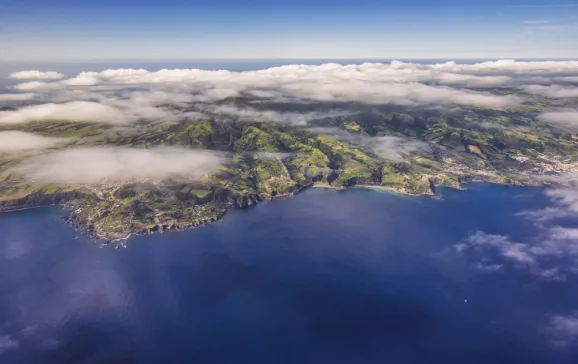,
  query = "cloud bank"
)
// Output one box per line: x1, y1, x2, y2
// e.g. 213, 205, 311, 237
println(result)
13, 81, 58, 91
523, 85, 578, 98
429, 59, 578, 74
0, 101, 176, 125
370, 136, 430, 161
10, 61, 531, 109
0, 101, 128, 125
9, 59, 578, 127
538, 110, 578, 129
9, 70, 65, 80
14, 146, 224, 185
455, 229, 578, 281
0, 131, 71, 151
209, 105, 350, 125
308, 127, 429, 161
554, 76, 578, 83
0, 93, 35, 101
459, 186, 578, 282
518, 188, 578, 223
